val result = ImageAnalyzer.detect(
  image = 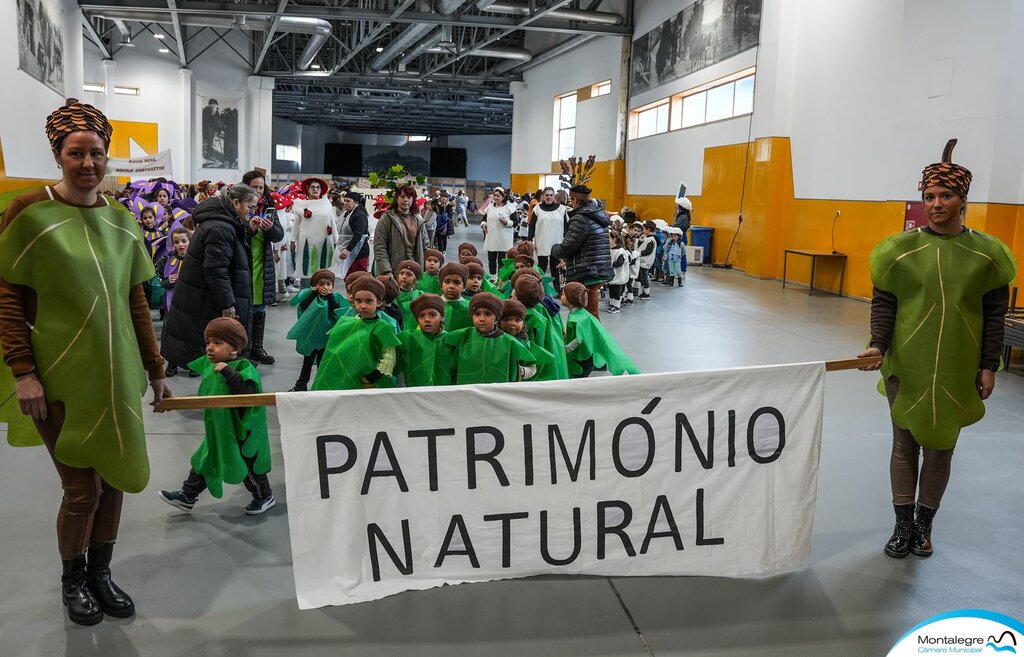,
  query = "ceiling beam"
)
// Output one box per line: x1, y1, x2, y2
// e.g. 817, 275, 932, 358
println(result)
166, 0, 187, 66
252, 0, 289, 74
81, 14, 113, 59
